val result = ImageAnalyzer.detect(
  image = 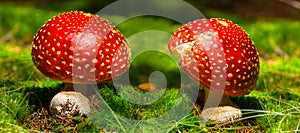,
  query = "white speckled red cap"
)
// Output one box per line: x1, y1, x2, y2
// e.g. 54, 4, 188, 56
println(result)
32, 11, 131, 84
168, 18, 259, 96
